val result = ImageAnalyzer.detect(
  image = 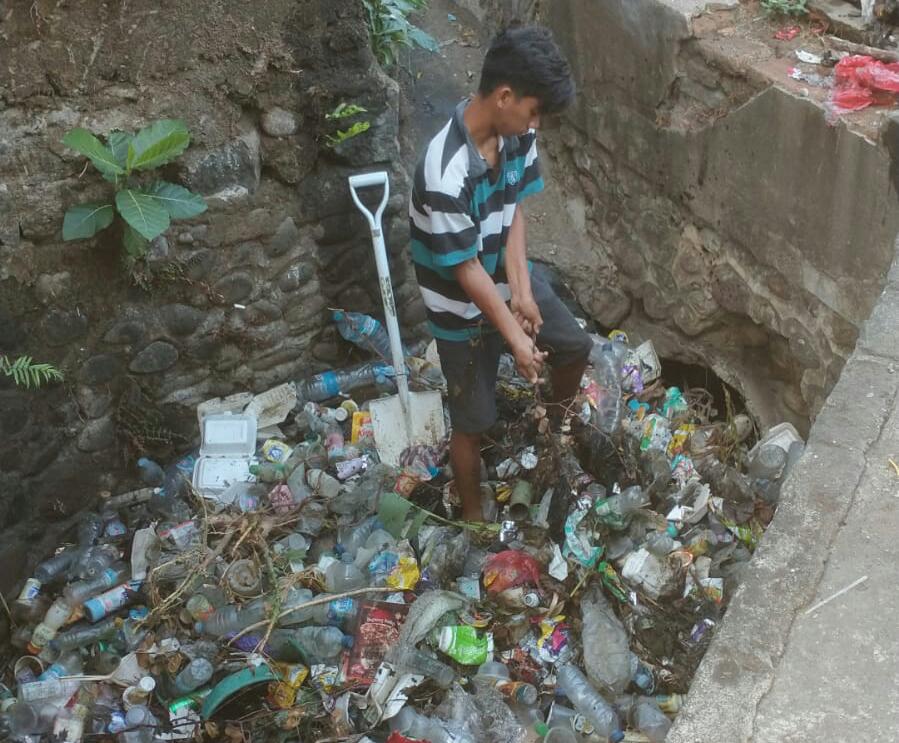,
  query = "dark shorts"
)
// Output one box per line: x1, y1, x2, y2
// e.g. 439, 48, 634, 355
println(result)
435, 274, 592, 434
